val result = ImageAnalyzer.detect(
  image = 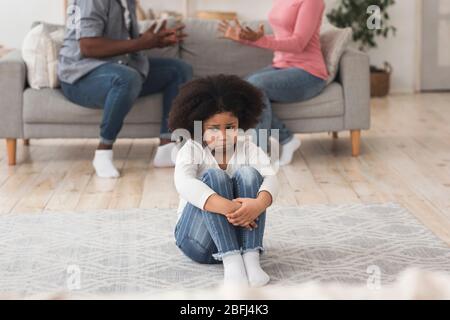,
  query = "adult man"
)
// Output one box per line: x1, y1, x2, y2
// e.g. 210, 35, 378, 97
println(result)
58, 0, 193, 178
